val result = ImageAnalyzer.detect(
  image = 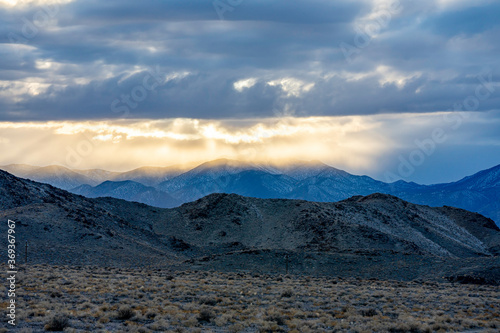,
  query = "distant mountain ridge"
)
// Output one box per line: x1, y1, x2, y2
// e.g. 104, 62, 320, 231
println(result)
71, 180, 181, 208
1, 160, 499, 225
